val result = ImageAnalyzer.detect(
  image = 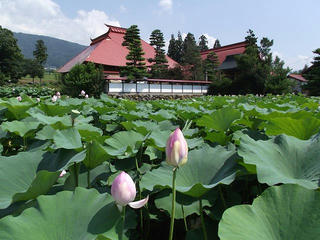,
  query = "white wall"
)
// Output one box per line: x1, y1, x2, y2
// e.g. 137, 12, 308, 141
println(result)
108, 82, 208, 94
